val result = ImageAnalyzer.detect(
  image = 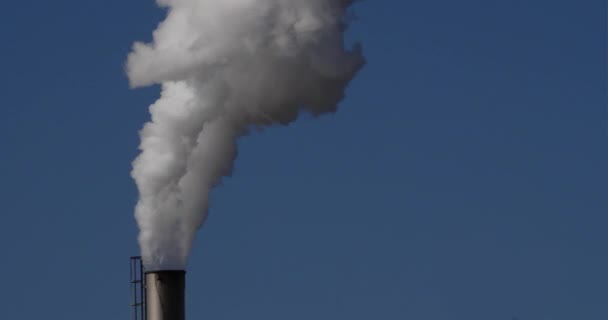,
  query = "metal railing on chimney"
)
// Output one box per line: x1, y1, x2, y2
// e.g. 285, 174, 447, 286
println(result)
130, 256, 146, 320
